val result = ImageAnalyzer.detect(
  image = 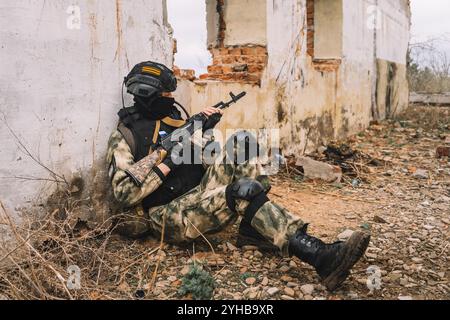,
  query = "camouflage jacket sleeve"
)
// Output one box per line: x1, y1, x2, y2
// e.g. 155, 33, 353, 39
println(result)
106, 129, 163, 207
